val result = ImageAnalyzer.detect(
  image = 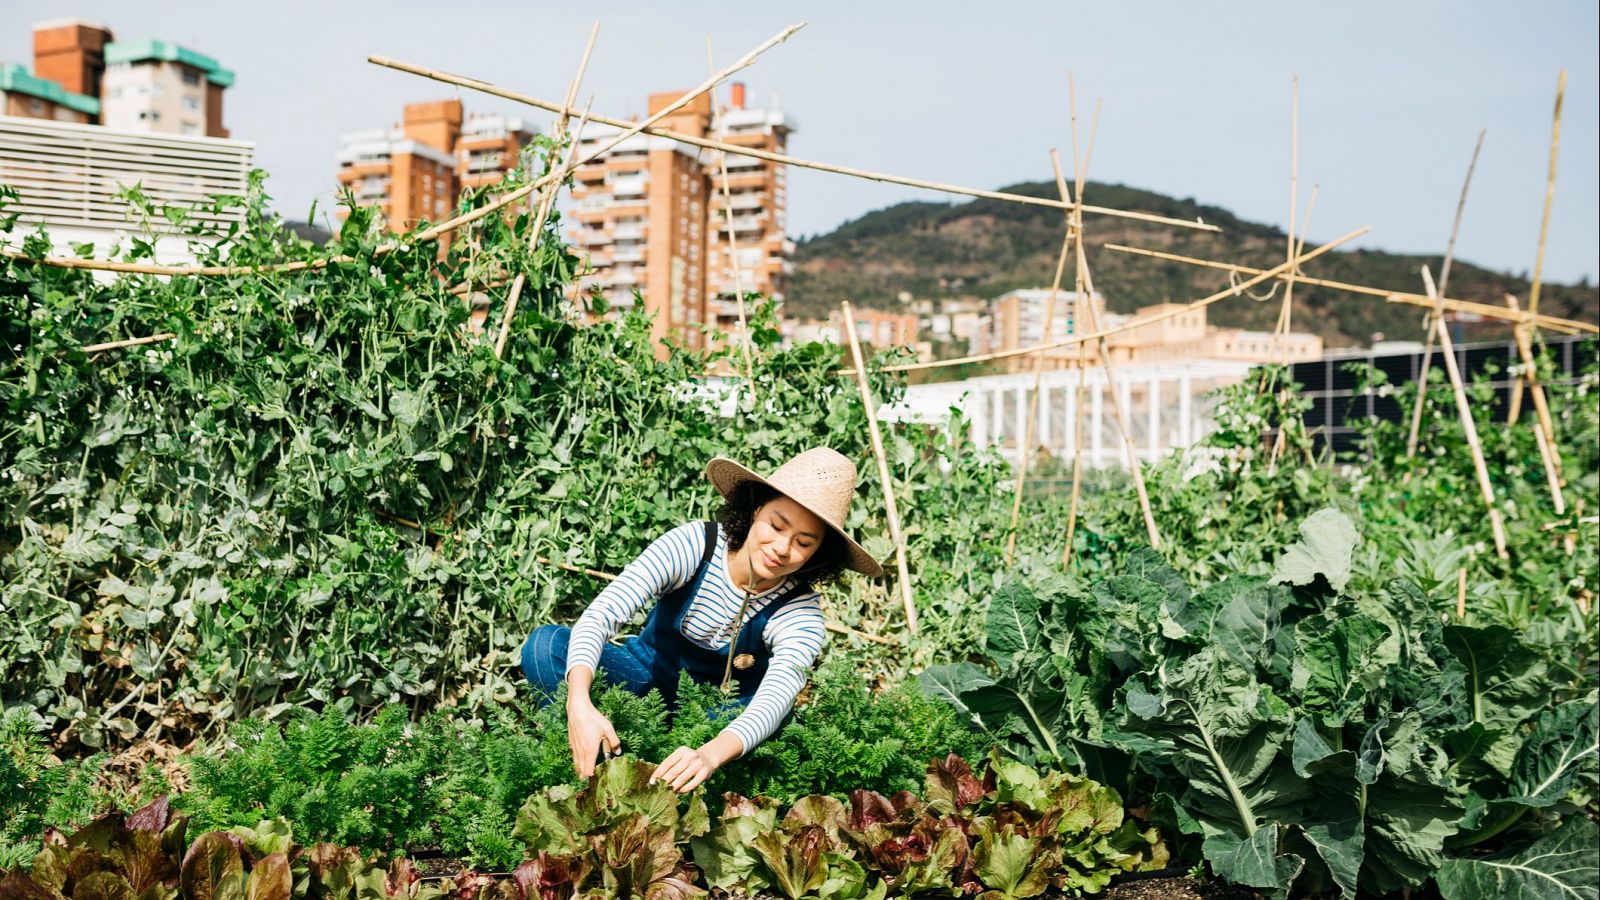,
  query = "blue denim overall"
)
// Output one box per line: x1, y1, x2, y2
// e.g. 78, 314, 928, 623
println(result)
522, 521, 809, 707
